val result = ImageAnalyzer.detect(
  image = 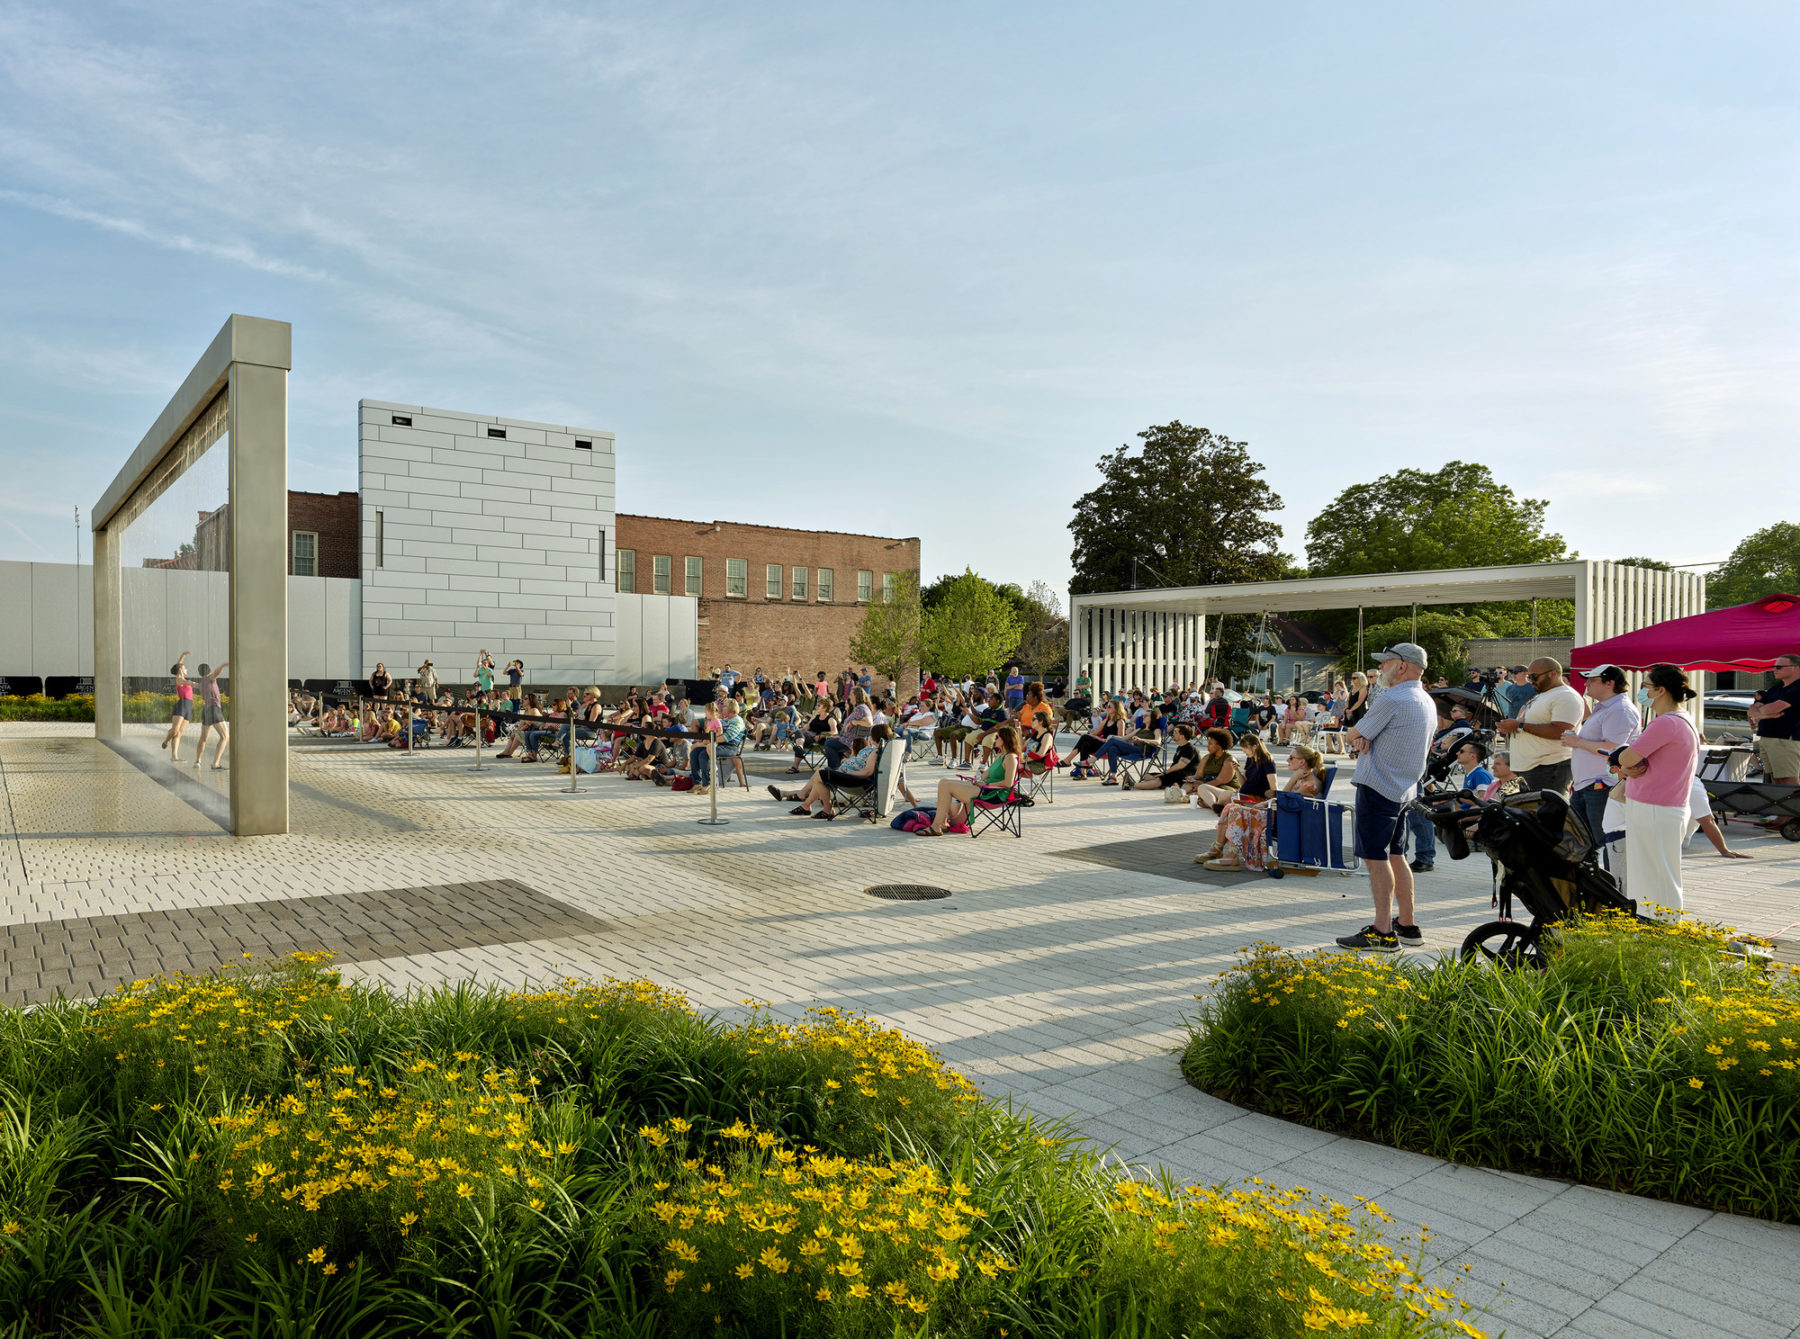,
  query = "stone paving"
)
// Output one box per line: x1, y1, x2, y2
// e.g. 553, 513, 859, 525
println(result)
2, 720, 1798, 1337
